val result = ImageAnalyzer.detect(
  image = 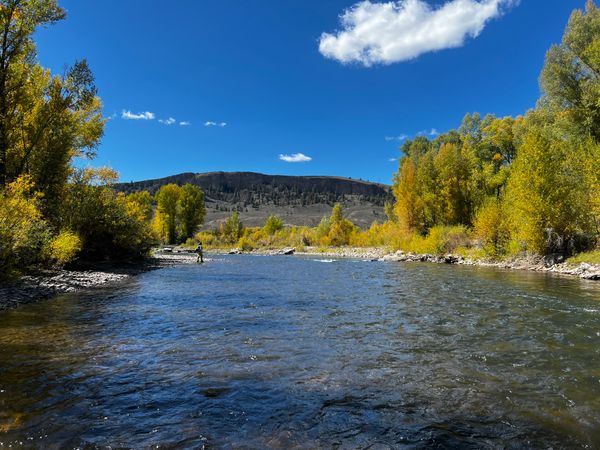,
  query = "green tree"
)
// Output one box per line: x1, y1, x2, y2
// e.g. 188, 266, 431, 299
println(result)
178, 183, 205, 240
221, 211, 244, 244
264, 214, 284, 236
154, 184, 181, 244
0, 0, 66, 186
540, 0, 600, 139
506, 123, 597, 254
0, 8, 104, 217
384, 201, 397, 223
327, 203, 355, 246
433, 143, 473, 226
60, 168, 156, 260
17, 60, 104, 217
